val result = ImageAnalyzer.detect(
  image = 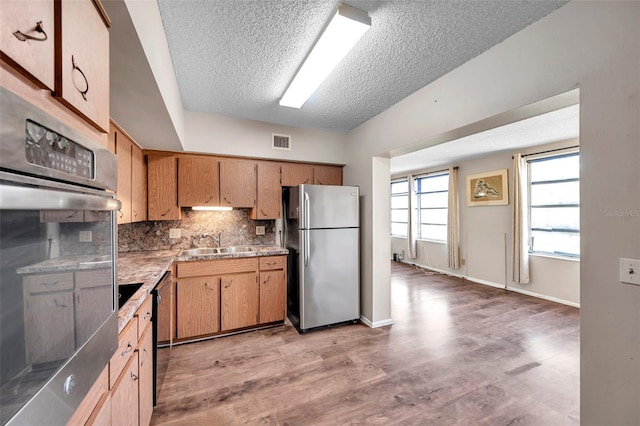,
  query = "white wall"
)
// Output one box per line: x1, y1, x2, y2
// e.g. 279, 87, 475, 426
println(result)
185, 111, 348, 164
391, 139, 581, 307
346, 2, 639, 424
